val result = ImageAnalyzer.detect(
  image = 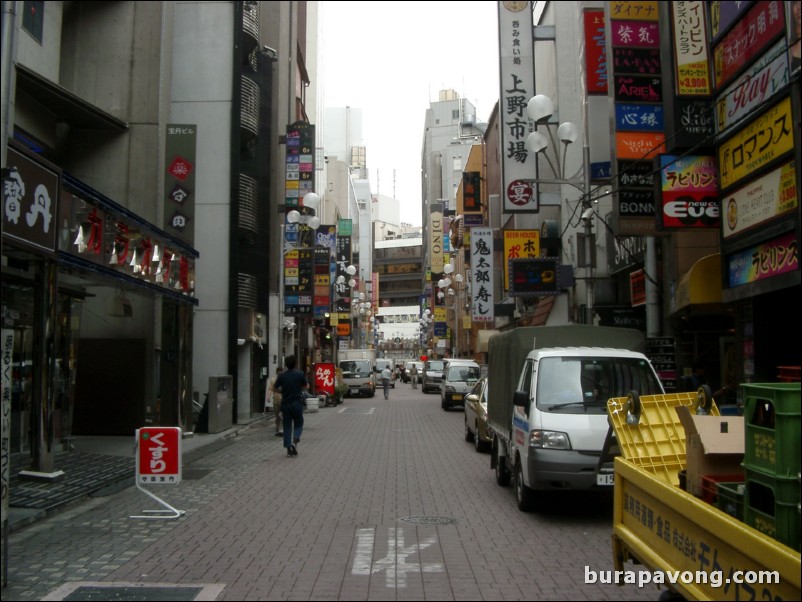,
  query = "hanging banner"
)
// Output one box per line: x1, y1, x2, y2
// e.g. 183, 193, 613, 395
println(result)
584, 9, 608, 94
498, 1, 537, 213
470, 227, 494, 323
671, 1, 711, 96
